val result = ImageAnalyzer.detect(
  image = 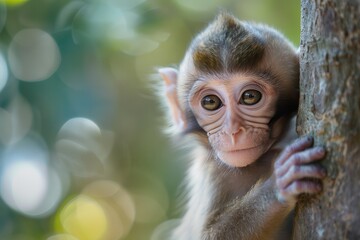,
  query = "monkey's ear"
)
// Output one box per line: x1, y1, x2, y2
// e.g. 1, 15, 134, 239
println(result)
158, 67, 187, 133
